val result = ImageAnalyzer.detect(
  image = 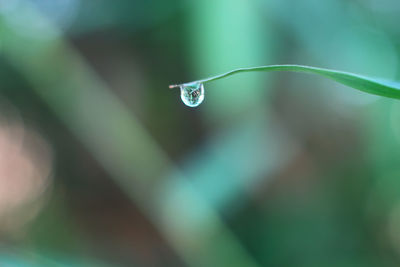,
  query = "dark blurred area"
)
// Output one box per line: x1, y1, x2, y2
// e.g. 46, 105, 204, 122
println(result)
1, 0, 400, 266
